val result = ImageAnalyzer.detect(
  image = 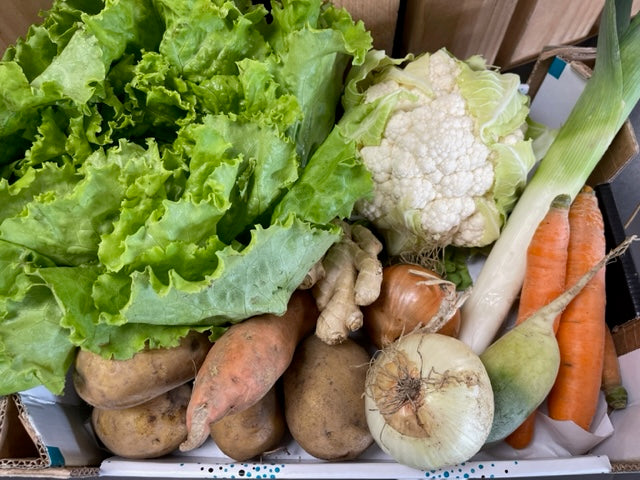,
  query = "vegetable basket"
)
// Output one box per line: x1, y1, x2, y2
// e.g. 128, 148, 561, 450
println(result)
2, 1, 640, 478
